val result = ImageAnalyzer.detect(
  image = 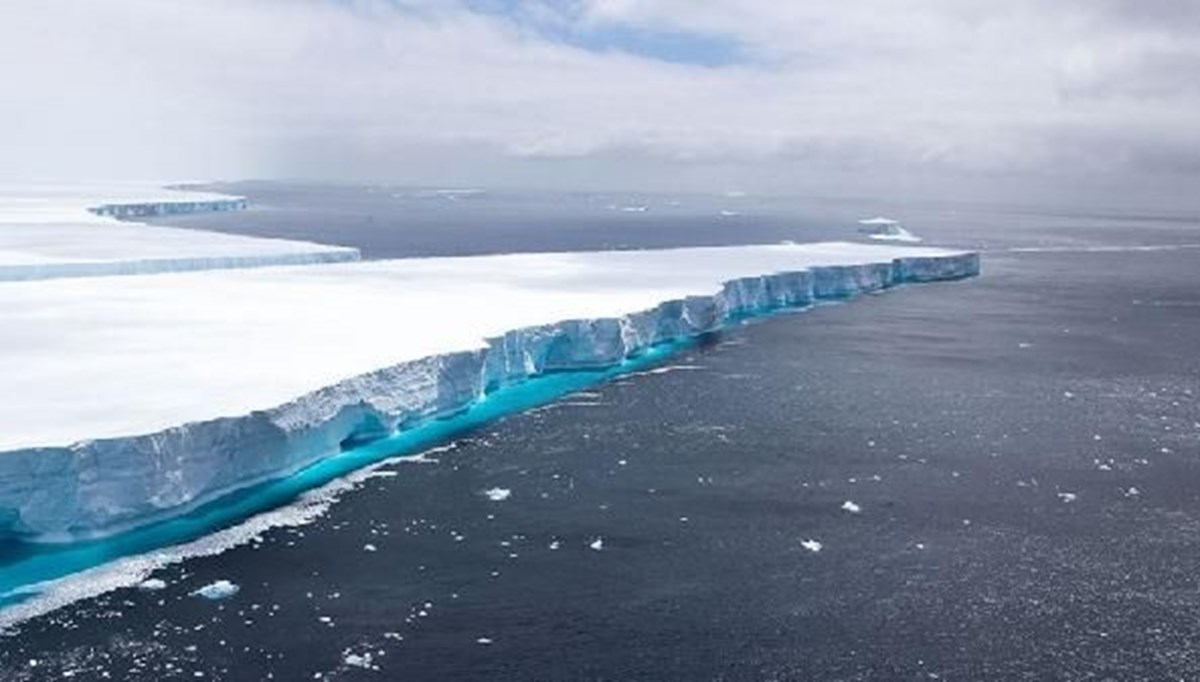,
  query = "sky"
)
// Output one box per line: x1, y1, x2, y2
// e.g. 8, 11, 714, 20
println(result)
1, 0, 1198, 208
